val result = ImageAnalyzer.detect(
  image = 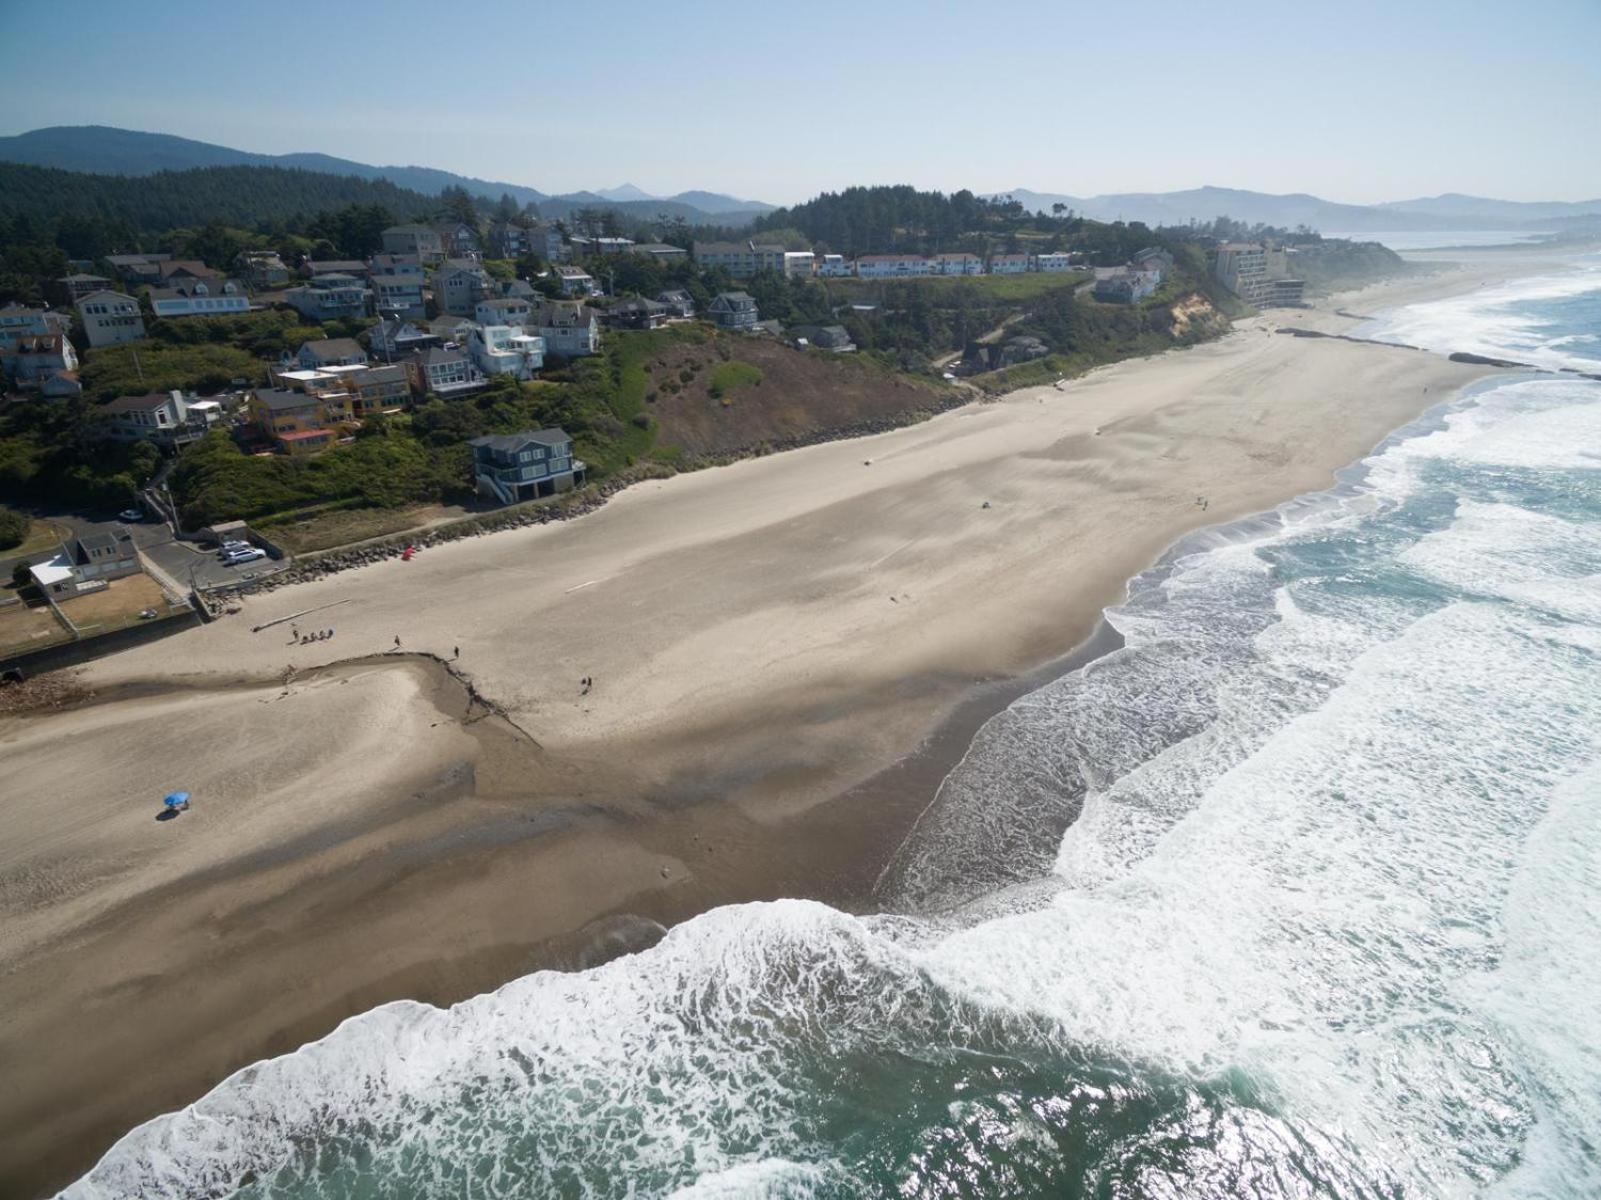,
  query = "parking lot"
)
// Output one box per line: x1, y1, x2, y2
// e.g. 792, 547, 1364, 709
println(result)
56, 511, 289, 592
